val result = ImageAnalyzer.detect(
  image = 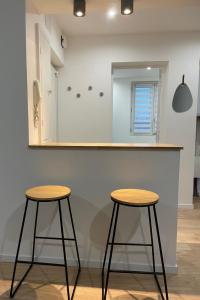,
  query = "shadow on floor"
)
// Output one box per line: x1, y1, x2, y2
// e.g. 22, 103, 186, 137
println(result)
0, 282, 67, 300
112, 294, 155, 300
0, 262, 169, 300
